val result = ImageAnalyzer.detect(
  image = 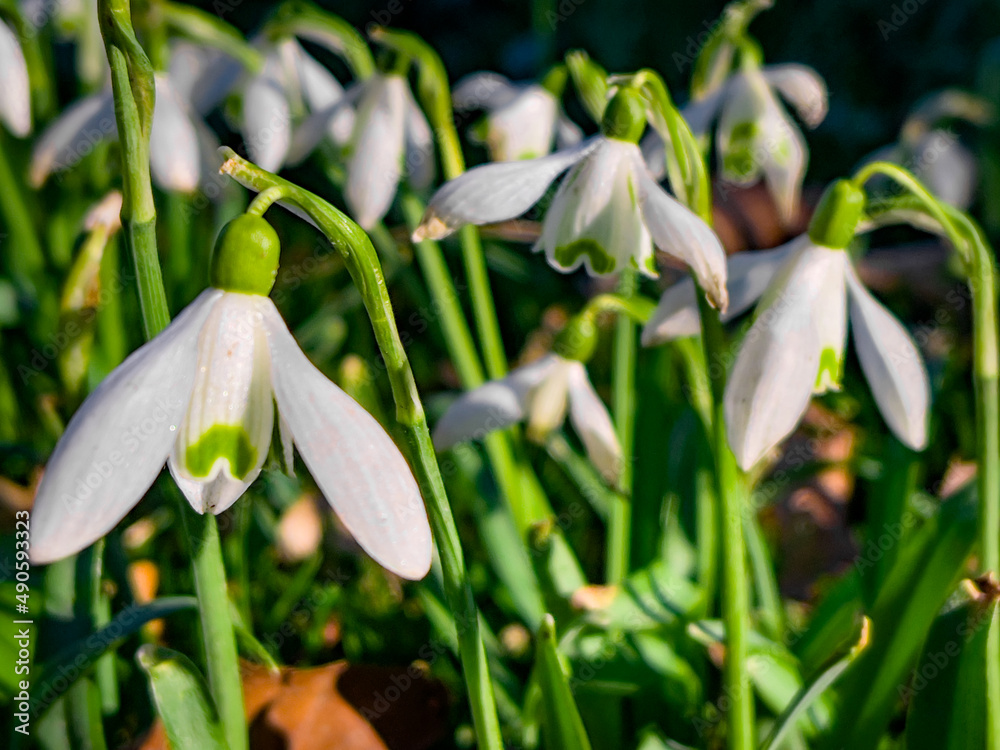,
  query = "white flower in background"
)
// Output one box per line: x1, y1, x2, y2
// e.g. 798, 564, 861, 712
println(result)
645, 64, 827, 226
241, 37, 357, 172
650, 180, 930, 470
343, 71, 434, 230
30, 44, 234, 192
452, 71, 581, 161
433, 354, 622, 483
29, 215, 431, 580
863, 90, 991, 210
414, 88, 728, 308
0, 17, 32, 136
